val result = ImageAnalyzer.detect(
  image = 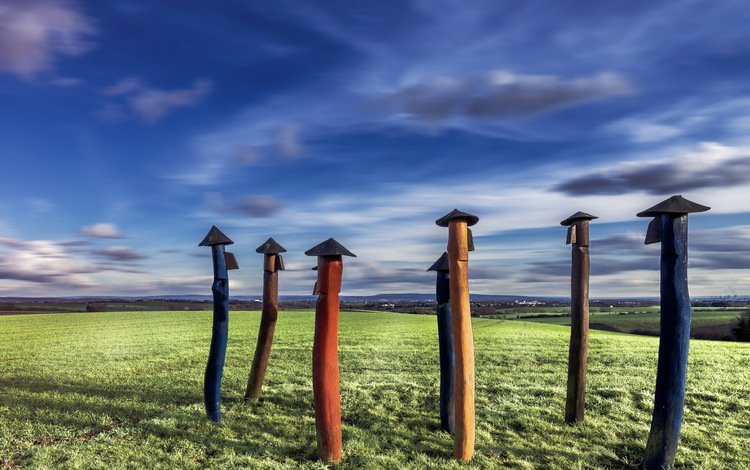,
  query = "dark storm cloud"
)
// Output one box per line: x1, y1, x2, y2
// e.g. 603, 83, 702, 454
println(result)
555, 155, 750, 195
387, 71, 632, 121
